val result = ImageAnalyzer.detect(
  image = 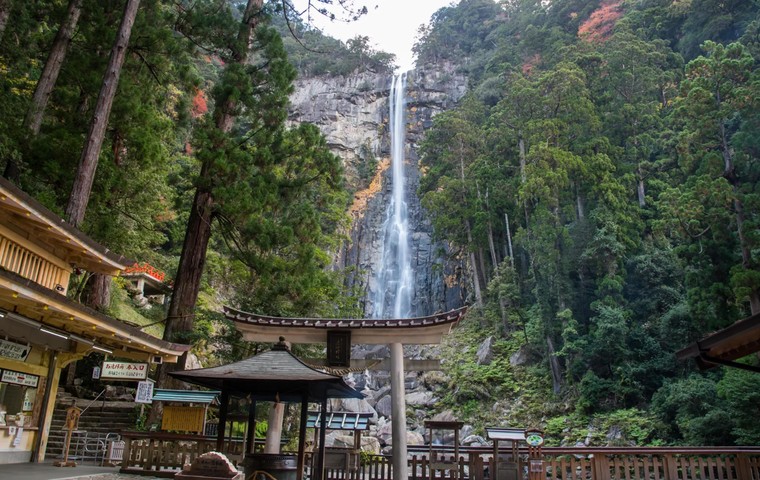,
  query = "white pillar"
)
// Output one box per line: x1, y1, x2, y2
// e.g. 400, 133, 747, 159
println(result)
264, 401, 285, 453
390, 342, 408, 480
